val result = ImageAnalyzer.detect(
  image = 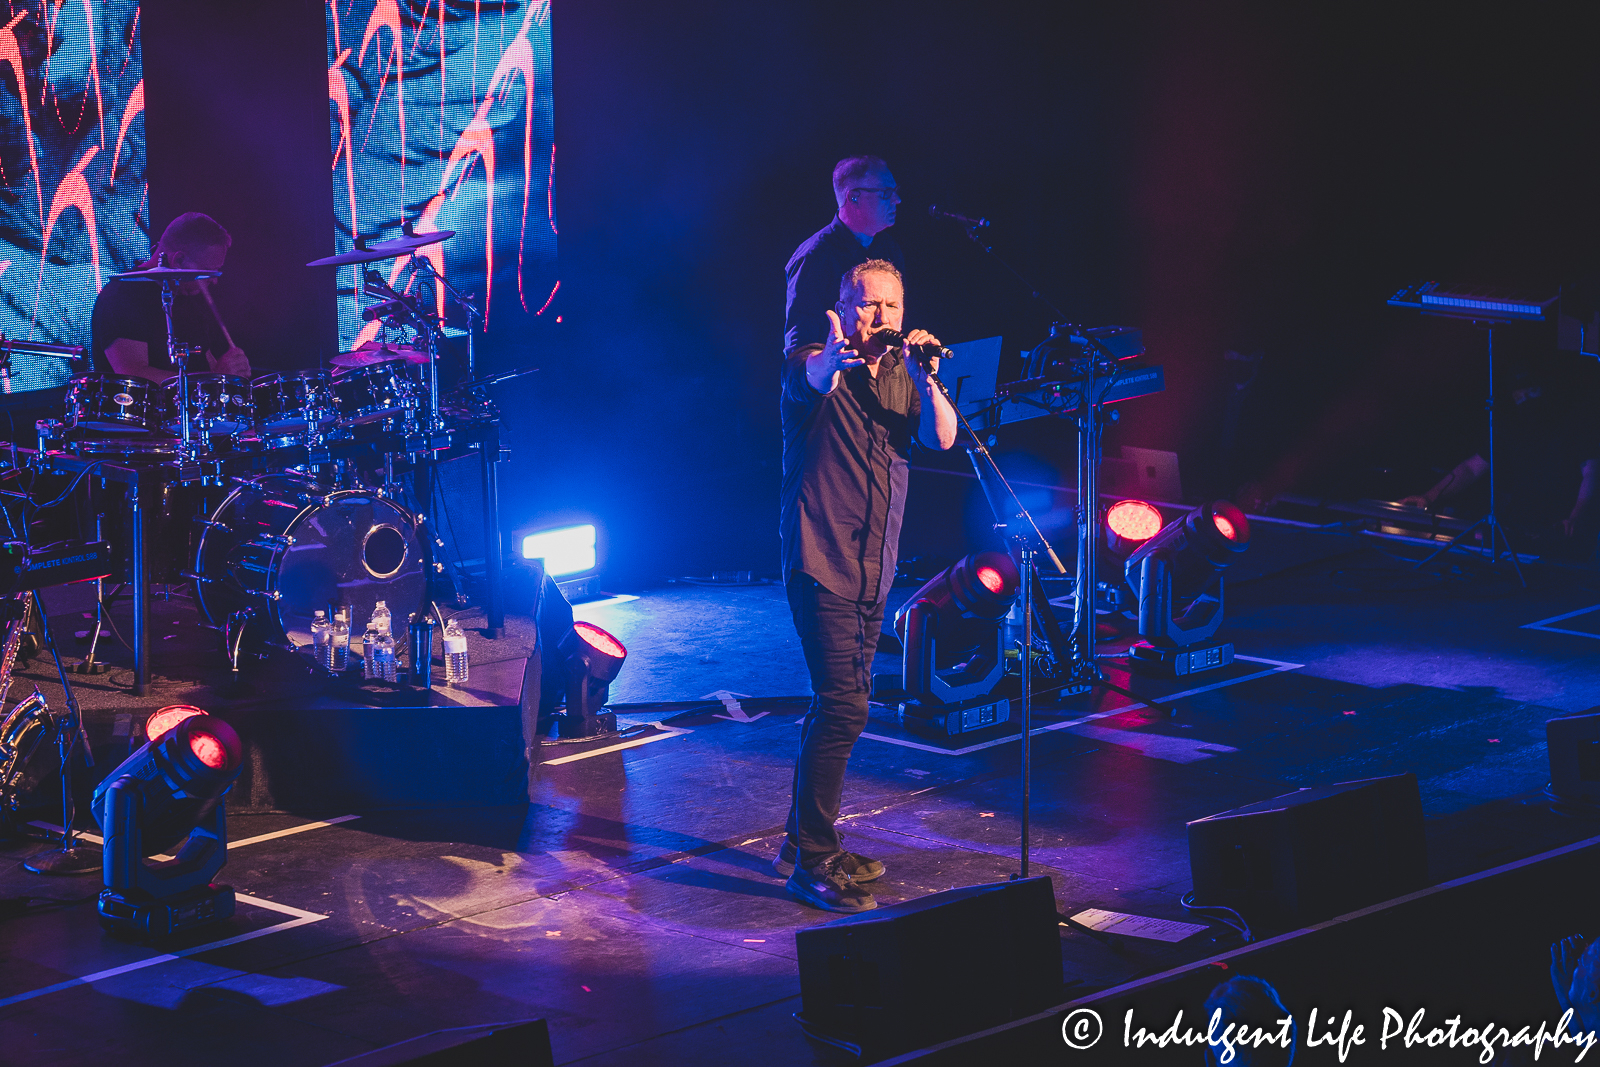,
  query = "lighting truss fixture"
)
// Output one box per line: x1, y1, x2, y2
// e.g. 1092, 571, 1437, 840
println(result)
895, 551, 1022, 739
1122, 501, 1251, 677
91, 707, 244, 938
553, 621, 627, 739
